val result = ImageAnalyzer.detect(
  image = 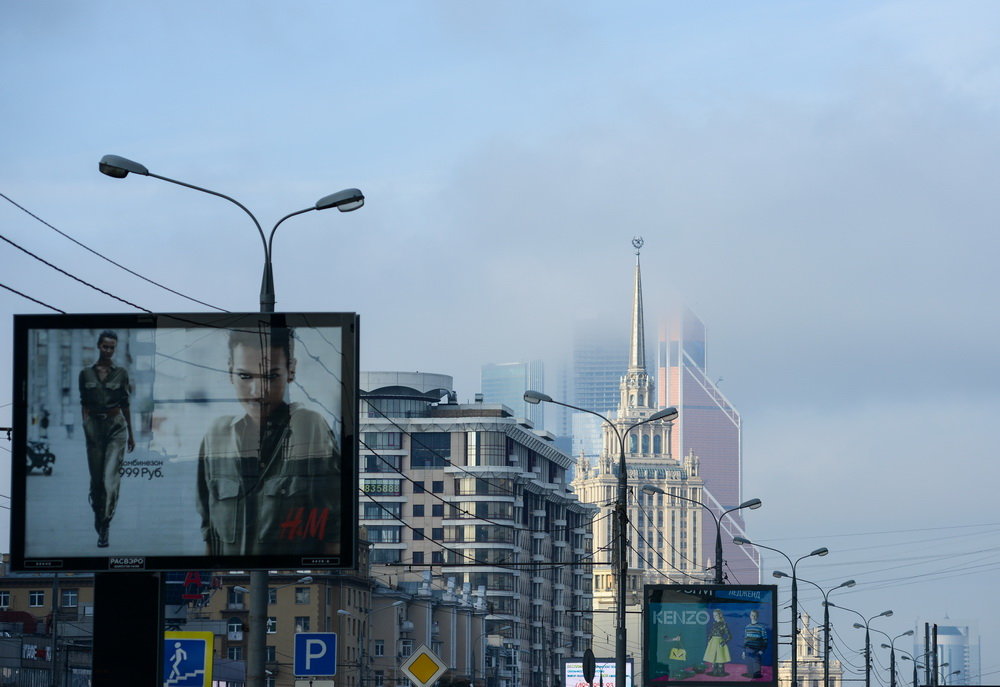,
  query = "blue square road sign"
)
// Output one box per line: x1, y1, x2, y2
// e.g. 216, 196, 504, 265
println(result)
295, 632, 337, 677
